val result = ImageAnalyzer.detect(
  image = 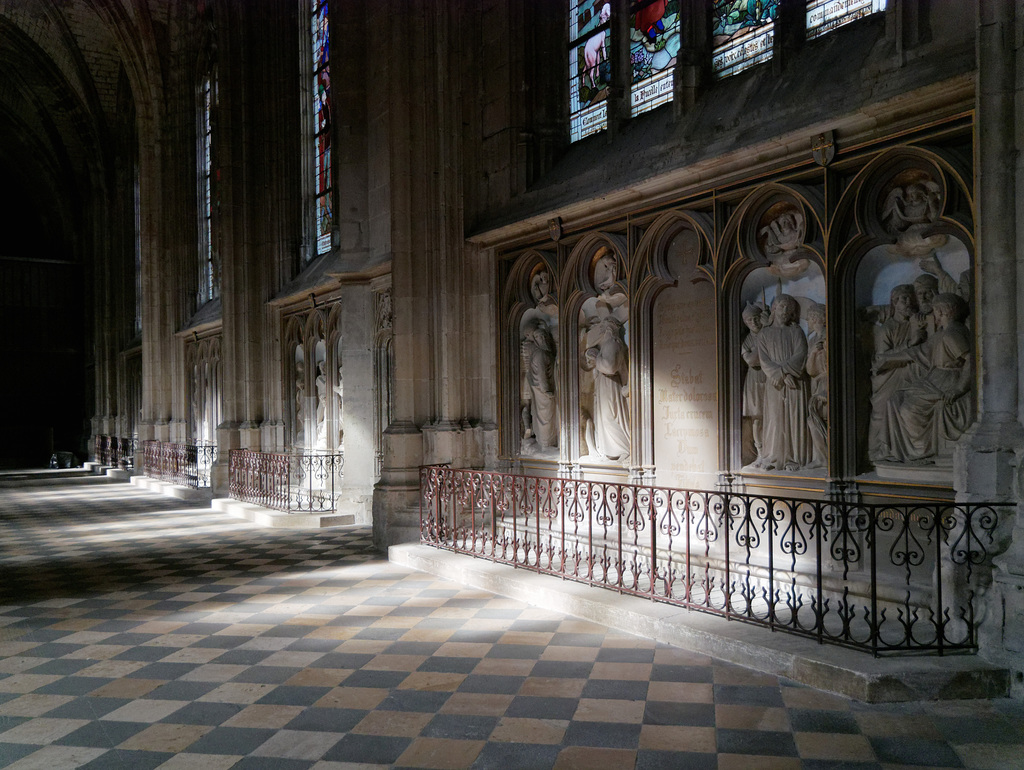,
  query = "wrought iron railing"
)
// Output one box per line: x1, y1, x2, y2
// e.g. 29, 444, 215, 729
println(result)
419, 465, 1009, 656
95, 435, 138, 469
228, 449, 344, 513
141, 440, 217, 489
